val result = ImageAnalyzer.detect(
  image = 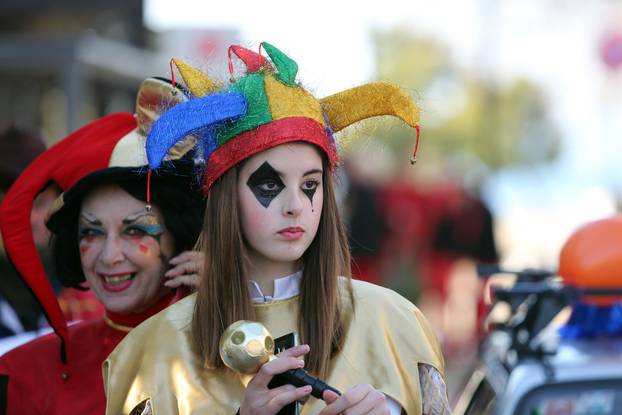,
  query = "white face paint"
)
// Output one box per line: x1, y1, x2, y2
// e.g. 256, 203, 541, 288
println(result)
78, 185, 174, 314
